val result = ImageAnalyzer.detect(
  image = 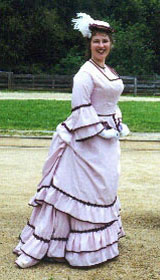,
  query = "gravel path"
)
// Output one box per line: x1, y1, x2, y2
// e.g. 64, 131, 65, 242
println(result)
0, 92, 72, 100
1, 132, 160, 141
0, 139, 160, 280
0, 91, 160, 101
